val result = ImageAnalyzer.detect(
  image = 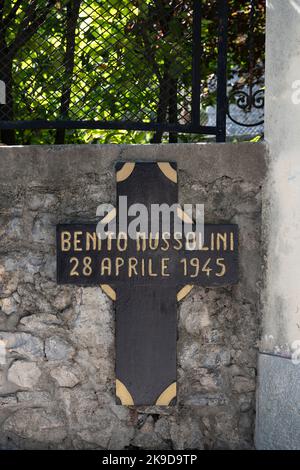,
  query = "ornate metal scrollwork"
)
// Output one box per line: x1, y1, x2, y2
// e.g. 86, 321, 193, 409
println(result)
226, 0, 265, 130
227, 86, 264, 127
